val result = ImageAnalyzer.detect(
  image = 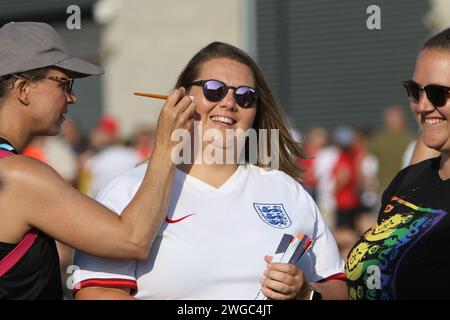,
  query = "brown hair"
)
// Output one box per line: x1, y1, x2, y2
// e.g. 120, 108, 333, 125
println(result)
175, 42, 305, 181
422, 28, 450, 51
